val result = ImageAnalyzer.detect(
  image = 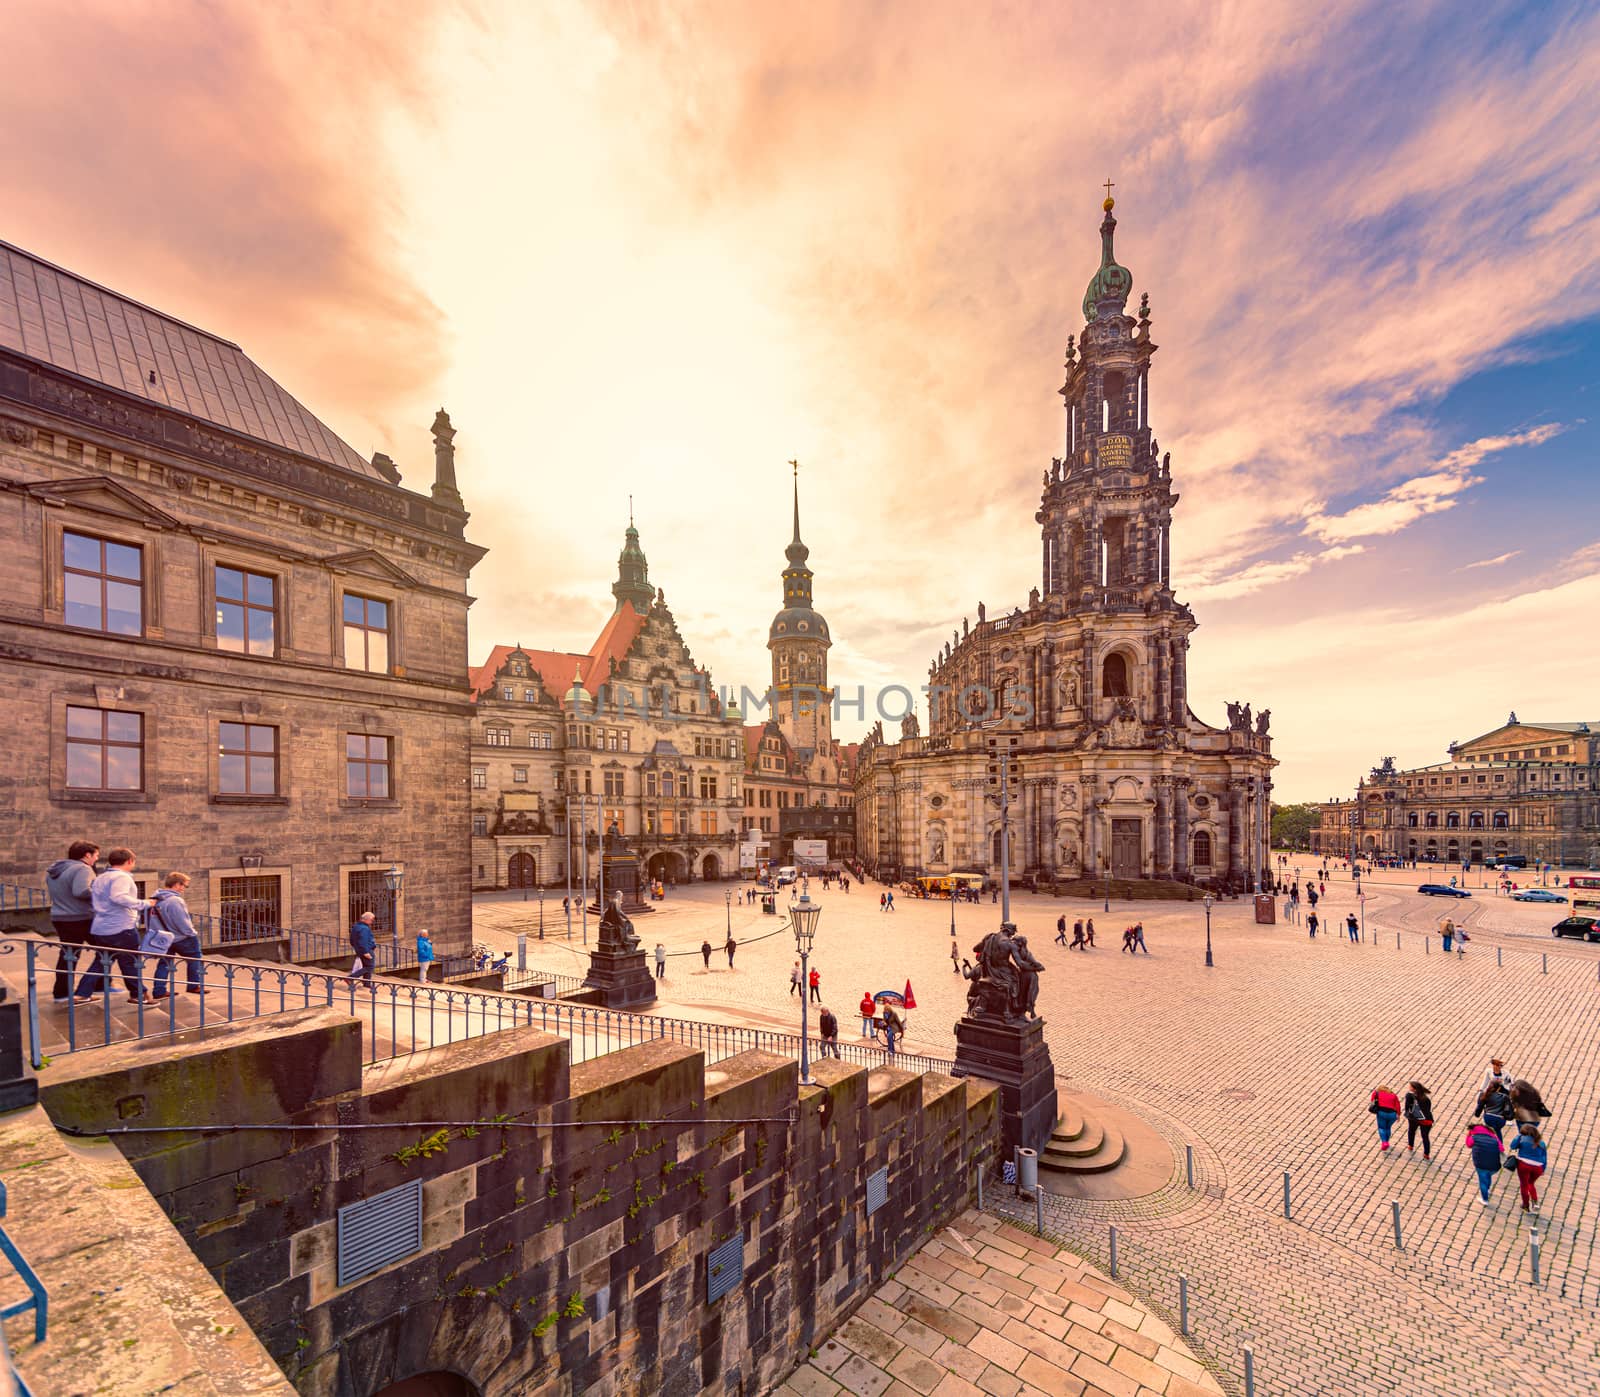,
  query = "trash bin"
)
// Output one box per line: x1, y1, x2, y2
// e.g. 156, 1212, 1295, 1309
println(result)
1016, 1146, 1038, 1196
1254, 893, 1275, 925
